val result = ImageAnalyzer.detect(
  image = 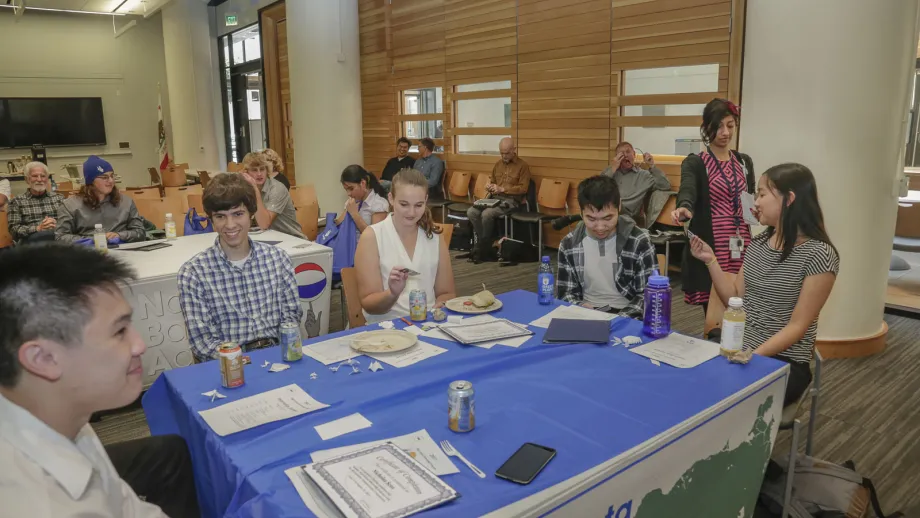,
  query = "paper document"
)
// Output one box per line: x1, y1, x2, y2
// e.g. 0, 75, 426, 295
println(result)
404, 325, 424, 336
740, 192, 760, 226
115, 239, 167, 250
629, 333, 721, 368
529, 305, 618, 328
439, 319, 532, 344
302, 335, 361, 365
315, 413, 373, 441
304, 443, 458, 518
310, 429, 459, 476
424, 315, 530, 348
285, 466, 342, 518
198, 384, 329, 436
368, 340, 447, 368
